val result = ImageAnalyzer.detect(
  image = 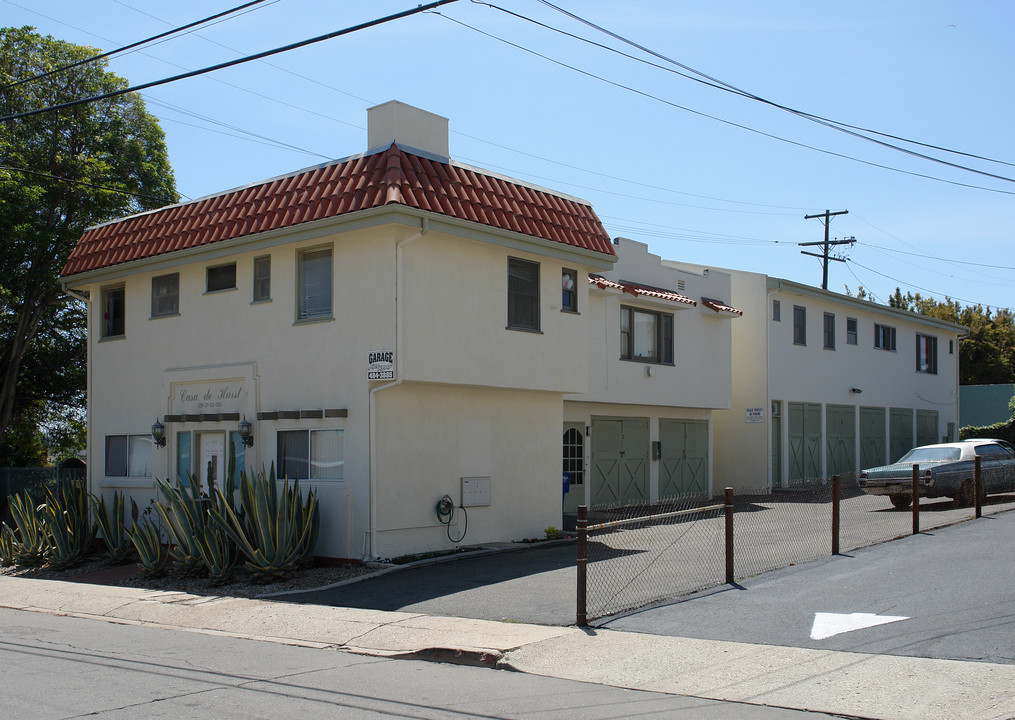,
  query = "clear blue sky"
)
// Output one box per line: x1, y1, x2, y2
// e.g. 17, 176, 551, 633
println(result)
7, 0, 1014, 310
